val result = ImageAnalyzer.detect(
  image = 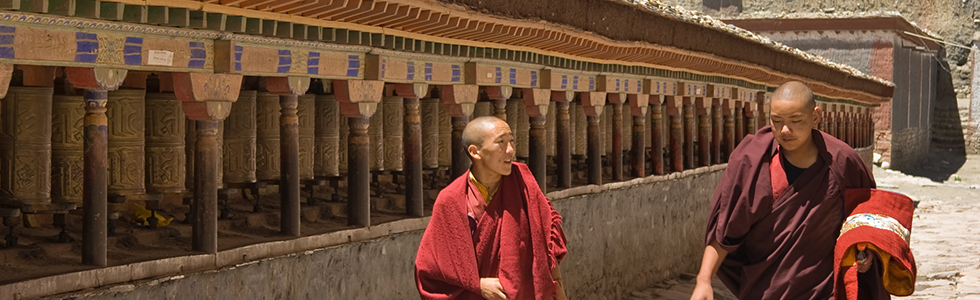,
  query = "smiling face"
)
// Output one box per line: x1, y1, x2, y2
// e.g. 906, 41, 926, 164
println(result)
468, 119, 516, 177
769, 97, 821, 151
